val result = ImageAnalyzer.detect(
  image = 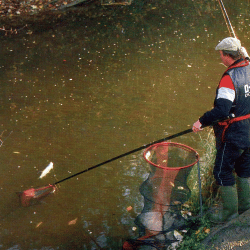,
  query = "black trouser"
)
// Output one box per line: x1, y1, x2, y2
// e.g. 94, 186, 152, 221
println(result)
213, 142, 250, 186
